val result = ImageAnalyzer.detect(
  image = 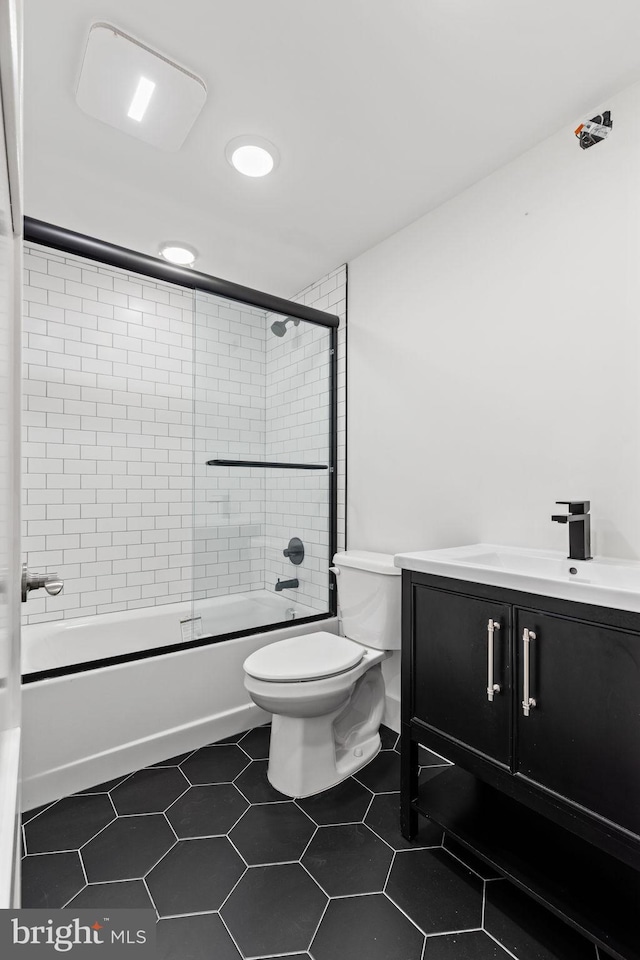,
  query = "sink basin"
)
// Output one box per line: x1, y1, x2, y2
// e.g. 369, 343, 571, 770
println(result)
393, 543, 640, 613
